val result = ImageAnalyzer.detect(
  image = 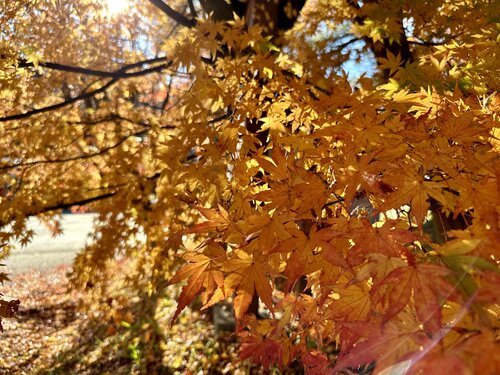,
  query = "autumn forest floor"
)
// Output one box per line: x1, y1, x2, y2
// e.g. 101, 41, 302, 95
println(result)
0, 265, 273, 375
